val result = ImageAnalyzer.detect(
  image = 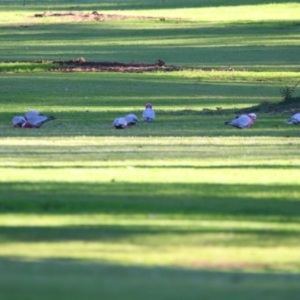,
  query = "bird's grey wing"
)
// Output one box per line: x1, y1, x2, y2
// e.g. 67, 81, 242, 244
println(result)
27, 115, 53, 127
228, 115, 249, 128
